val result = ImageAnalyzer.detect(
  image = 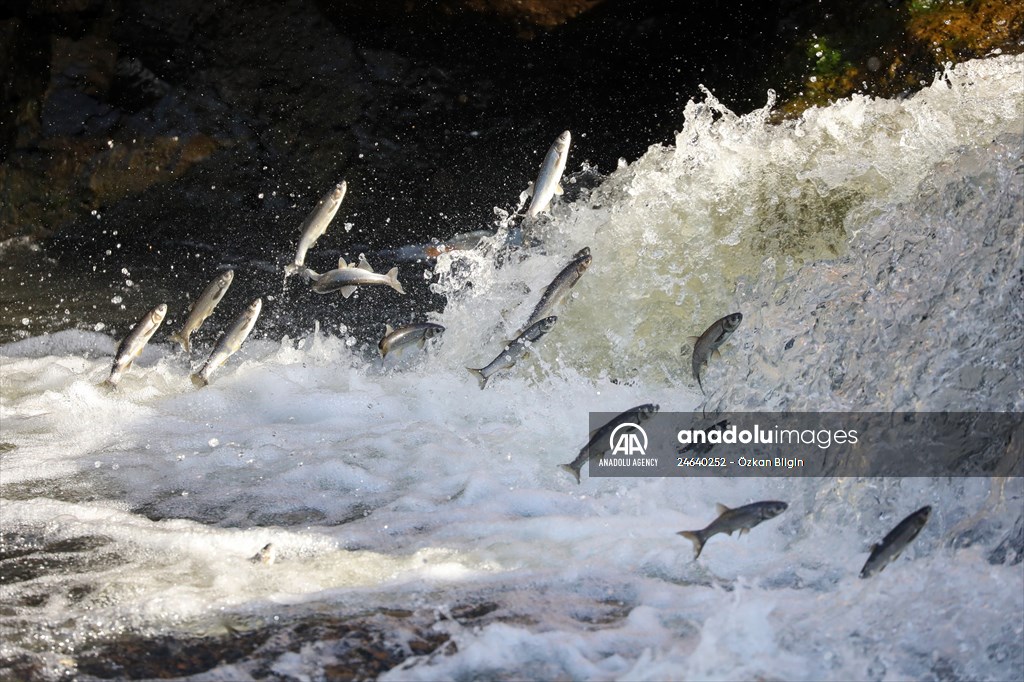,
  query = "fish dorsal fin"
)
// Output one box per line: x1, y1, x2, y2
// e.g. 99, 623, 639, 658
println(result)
357, 254, 374, 272
554, 183, 564, 196
715, 503, 731, 515
385, 323, 394, 336
687, 336, 700, 344
338, 257, 348, 268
